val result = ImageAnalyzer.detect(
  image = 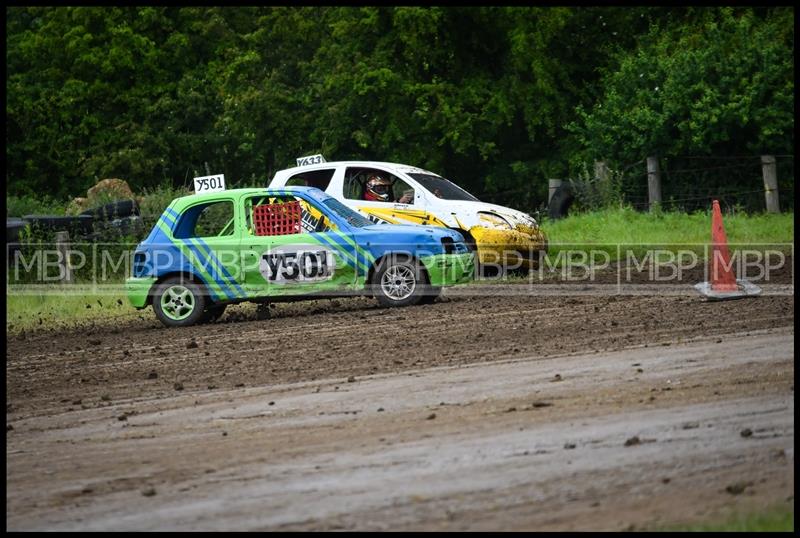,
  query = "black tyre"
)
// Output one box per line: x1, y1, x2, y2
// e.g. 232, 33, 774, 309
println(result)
533, 239, 549, 270
94, 215, 146, 238
455, 229, 489, 279
547, 183, 574, 220
418, 285, 442, 304
200, 304, 227, 324
7, 218, 27, 243
80, 200, 139, 221
152, 276, 209, 328
22, 215, 94, 235
371, 255, 427, 308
